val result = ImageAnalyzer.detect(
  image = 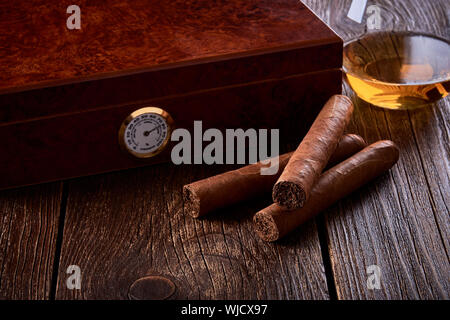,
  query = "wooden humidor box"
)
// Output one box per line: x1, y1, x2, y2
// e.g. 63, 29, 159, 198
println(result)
0, 0, 342, 190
